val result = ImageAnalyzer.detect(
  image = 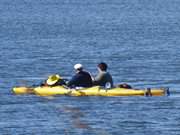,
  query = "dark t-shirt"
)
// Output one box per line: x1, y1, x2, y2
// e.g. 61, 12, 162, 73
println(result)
67, 71, 93, 88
